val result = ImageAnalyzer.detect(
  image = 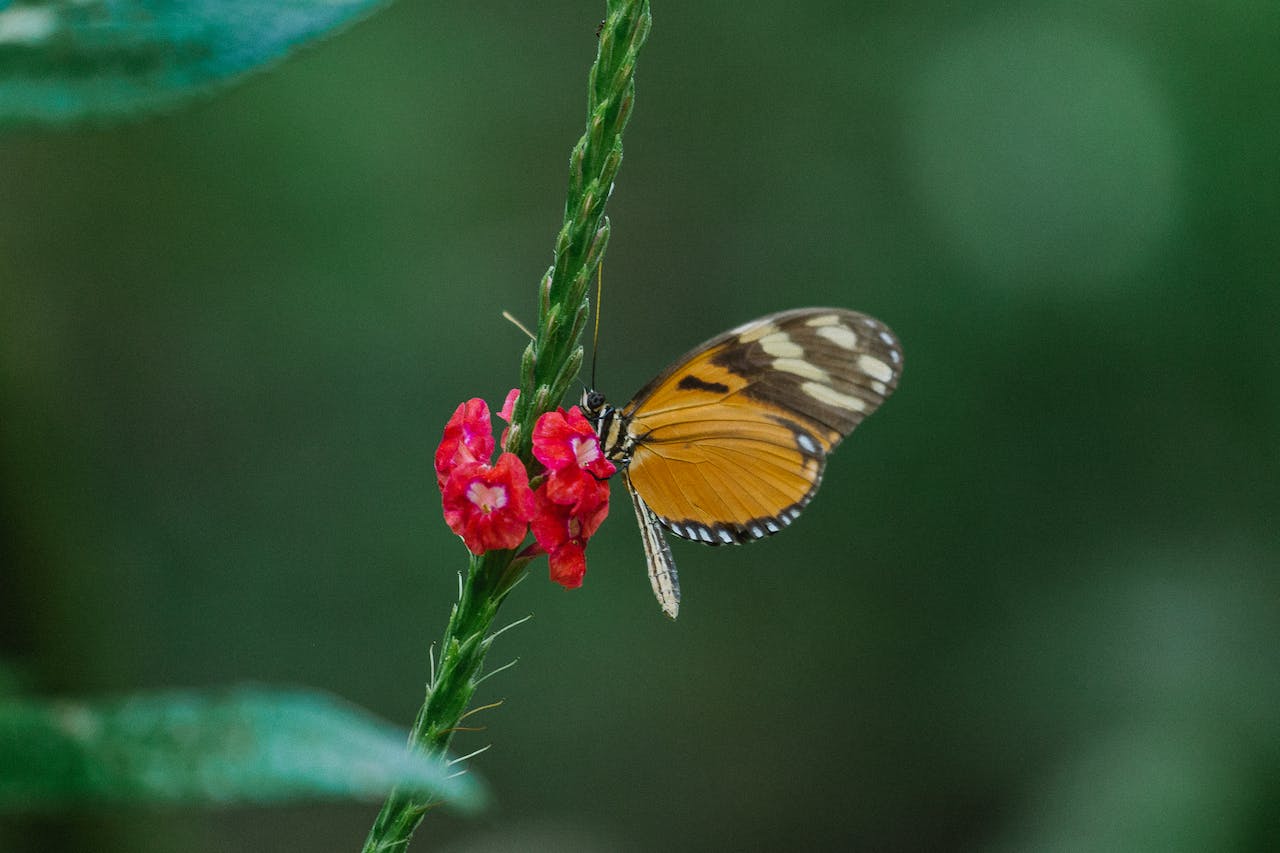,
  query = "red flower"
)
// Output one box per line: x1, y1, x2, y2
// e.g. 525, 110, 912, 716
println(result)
528, 407, 613, 588
434, 398, 496, 489
530, 489, 608, 588
532, 407, 616, 479
442, 453, 536, 554
541, 465, 610, 519
497, 388, 519, 447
